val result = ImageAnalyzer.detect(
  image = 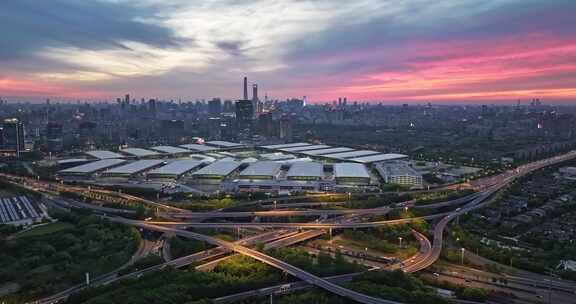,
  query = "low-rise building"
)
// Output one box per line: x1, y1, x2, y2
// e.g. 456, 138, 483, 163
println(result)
286, 162, 324, 181
191, 160, 242, 182
239, 161, 282, 180
0, 196, 48, 226
101, 159, 165, 178
147, 160, 204, 179
58, 158, 127, 177
333, 163, 371, 185
376, 160, 423, 187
